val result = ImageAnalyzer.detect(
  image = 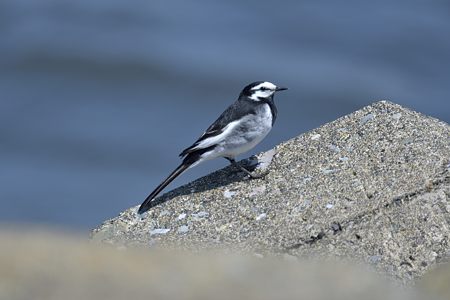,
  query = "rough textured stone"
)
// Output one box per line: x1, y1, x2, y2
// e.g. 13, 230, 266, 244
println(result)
92, 101, 450, 283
